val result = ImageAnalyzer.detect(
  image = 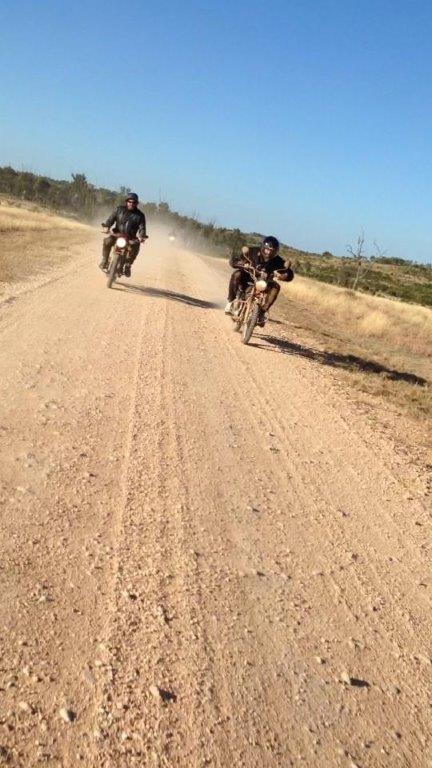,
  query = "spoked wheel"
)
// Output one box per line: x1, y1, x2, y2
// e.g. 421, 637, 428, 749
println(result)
242, 304, 260, 345
107, 253, 120, 288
